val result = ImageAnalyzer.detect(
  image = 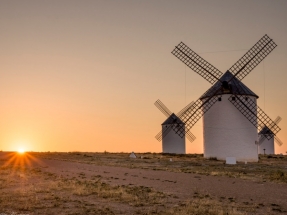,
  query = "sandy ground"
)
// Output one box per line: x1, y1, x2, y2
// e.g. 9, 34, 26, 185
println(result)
0, 152, 287, 214
37, 158, 287, 208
